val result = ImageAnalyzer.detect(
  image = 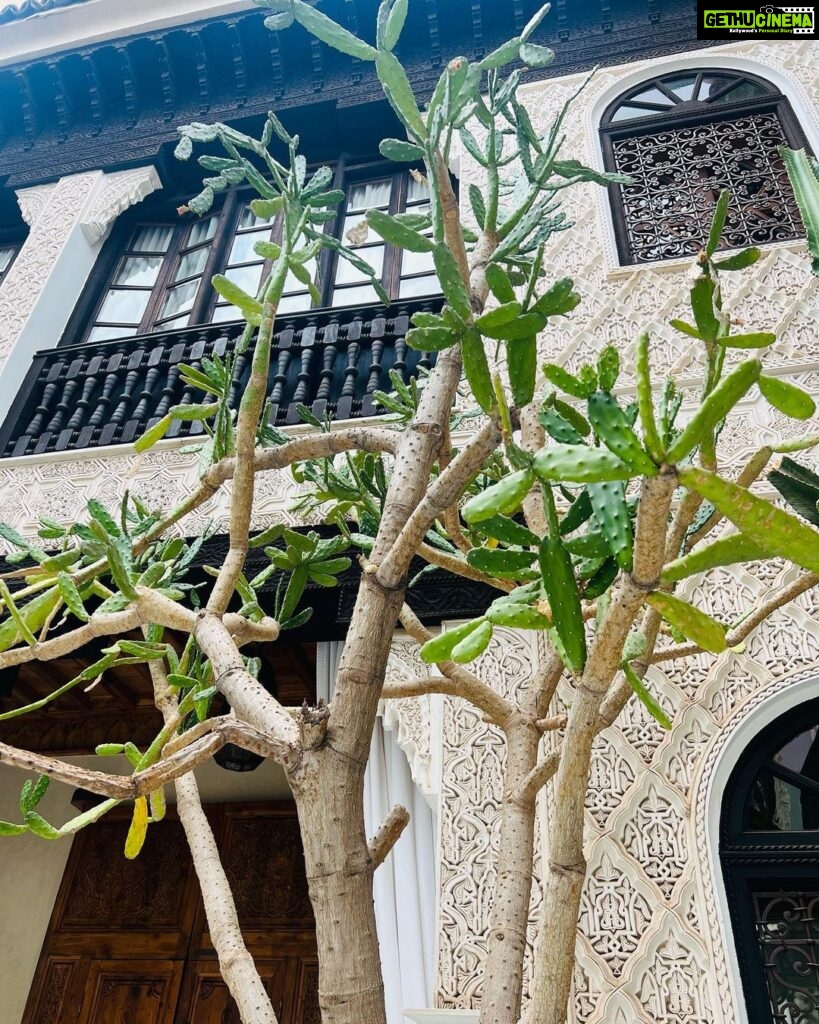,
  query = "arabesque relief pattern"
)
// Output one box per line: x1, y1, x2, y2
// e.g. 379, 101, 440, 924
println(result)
433, 38, 819, 1022
0, 34, 817, 1024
